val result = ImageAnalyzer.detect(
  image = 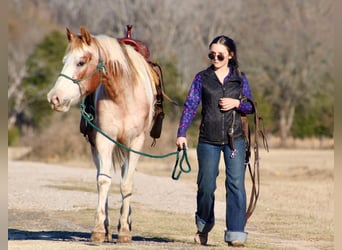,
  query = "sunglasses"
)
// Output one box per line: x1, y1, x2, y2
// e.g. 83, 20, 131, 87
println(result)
208, 52, 226, 61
